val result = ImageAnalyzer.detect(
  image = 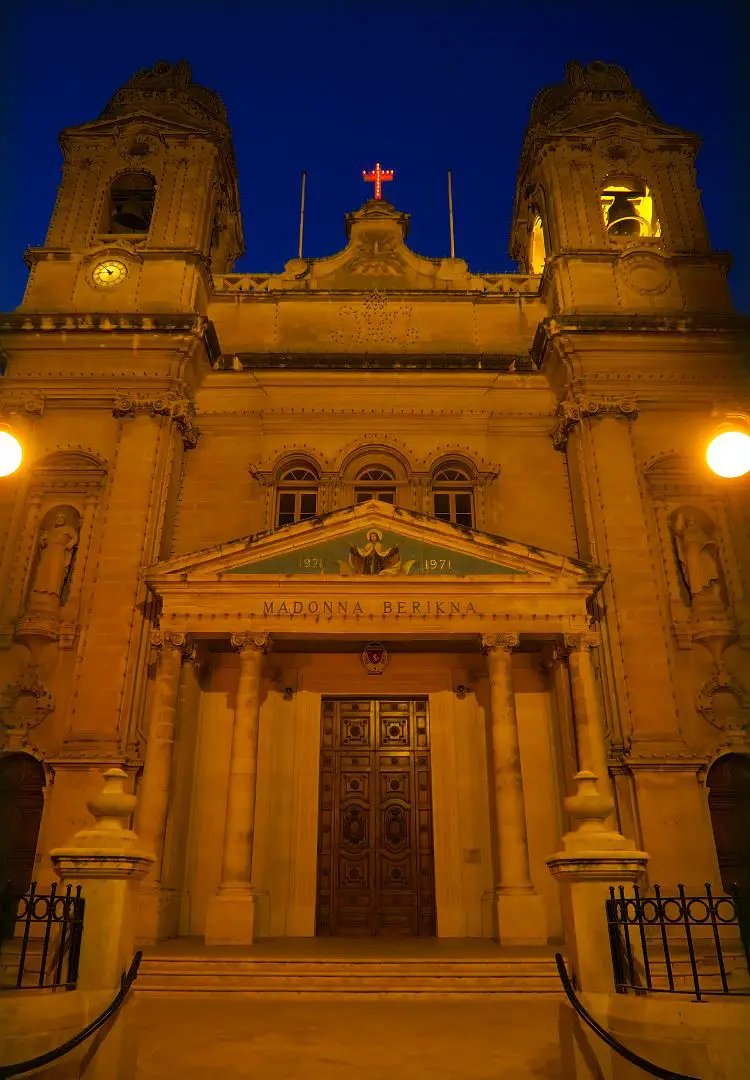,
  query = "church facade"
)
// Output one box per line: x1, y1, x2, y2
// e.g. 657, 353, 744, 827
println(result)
1, 58, 748, 948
